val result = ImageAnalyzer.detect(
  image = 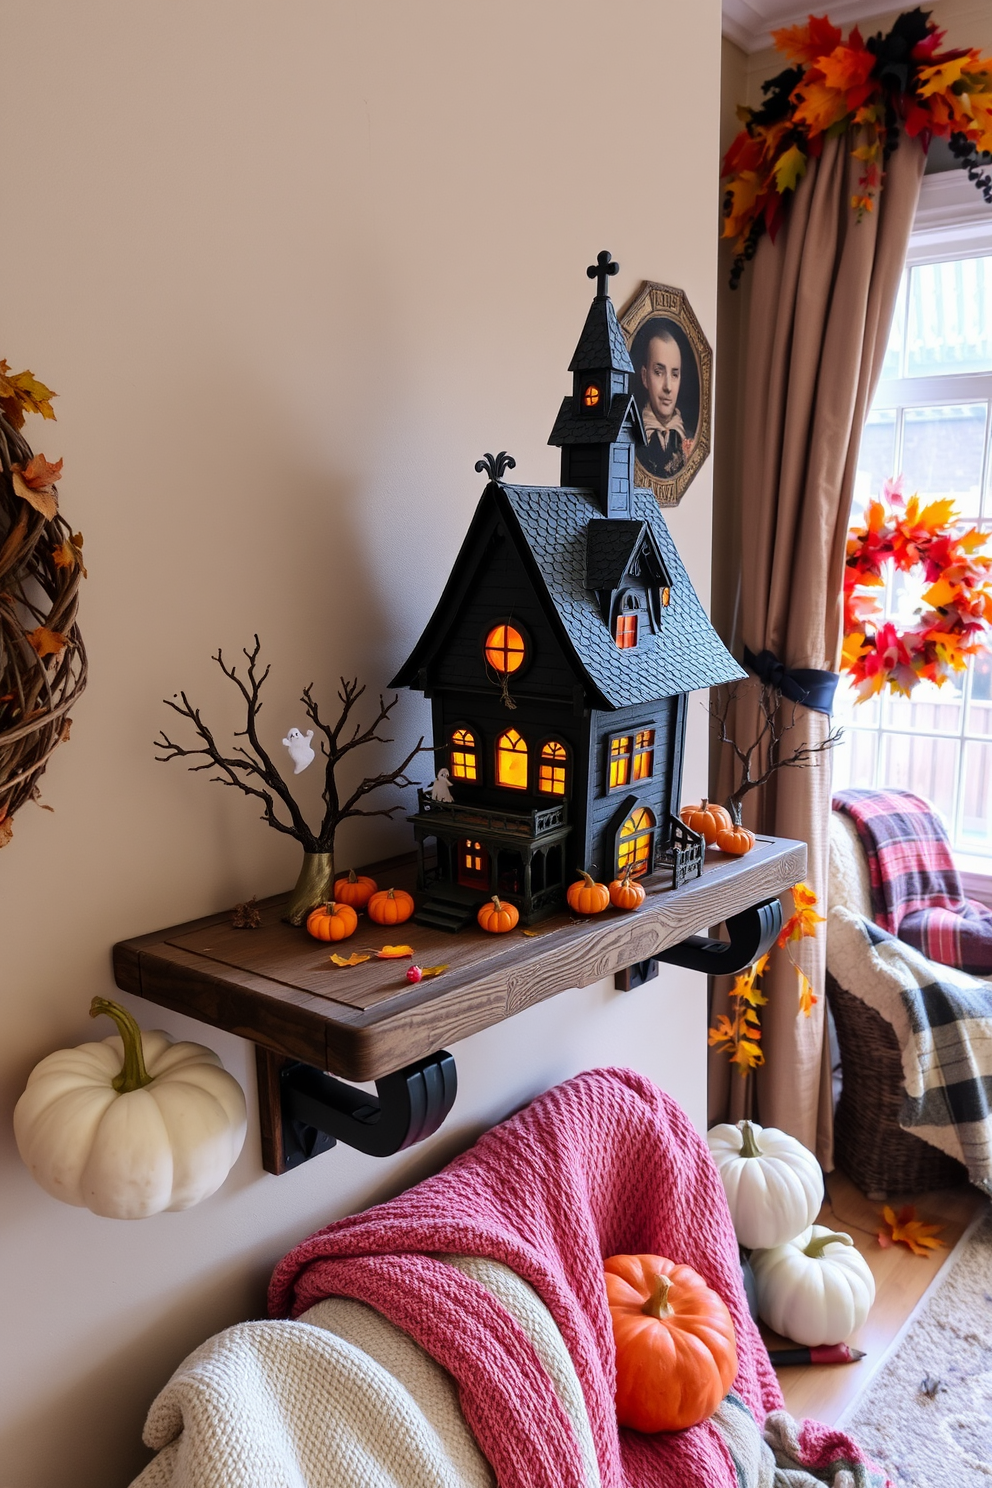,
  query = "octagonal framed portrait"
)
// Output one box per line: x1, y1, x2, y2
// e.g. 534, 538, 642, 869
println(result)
619, 282, 712, 508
